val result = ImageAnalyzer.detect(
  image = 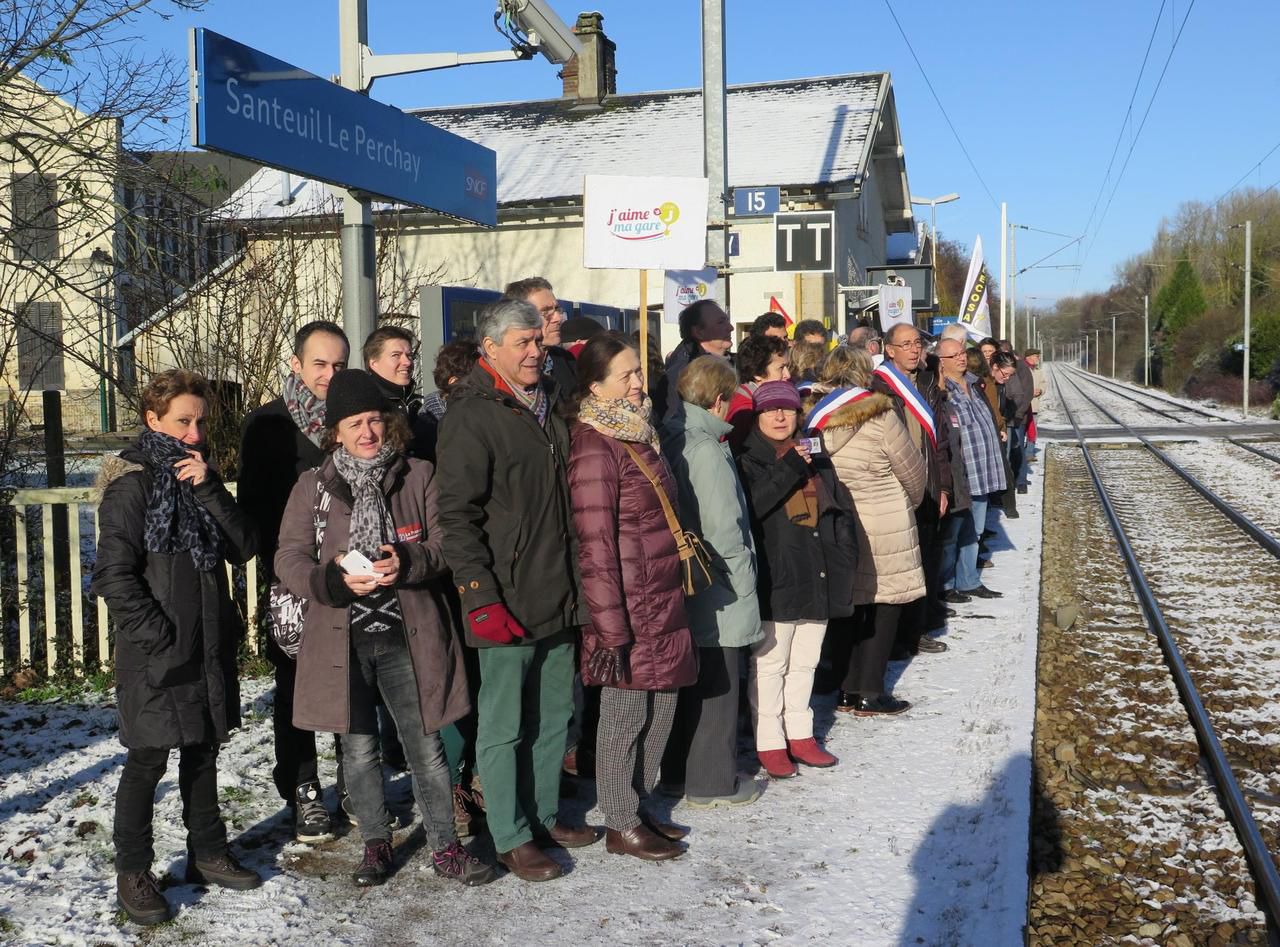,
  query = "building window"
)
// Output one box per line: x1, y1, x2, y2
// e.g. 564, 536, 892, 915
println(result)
10, 173, 59, 261
17, 302, 64, 390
